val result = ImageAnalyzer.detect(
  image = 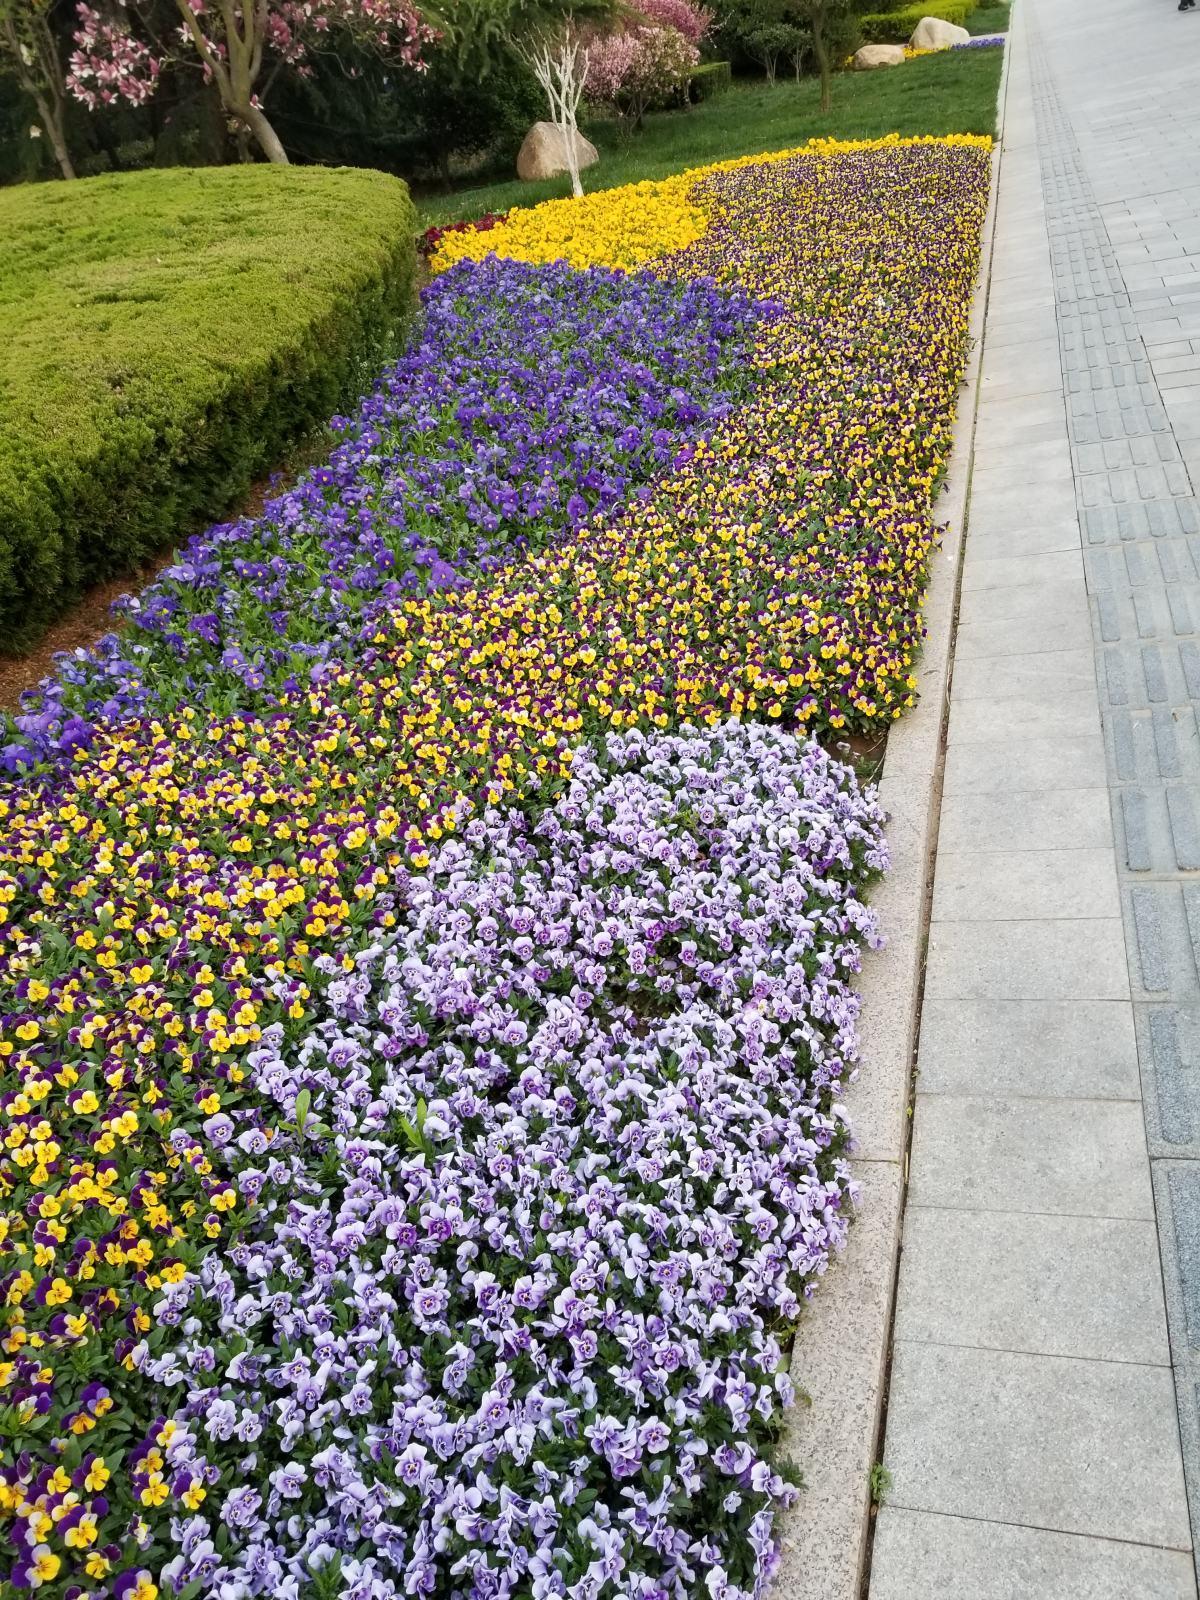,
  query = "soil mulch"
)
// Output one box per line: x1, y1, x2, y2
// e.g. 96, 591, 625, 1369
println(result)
0, 557, 172, 716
